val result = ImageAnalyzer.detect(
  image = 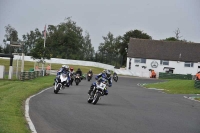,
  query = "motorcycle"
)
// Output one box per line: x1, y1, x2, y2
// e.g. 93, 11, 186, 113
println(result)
113, 73, 118, 82
75, 73, 81, 85
54, 72, 70, 94
70, 72, 75, 85
88, 79, 107, 105
87, 73, 92, 81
